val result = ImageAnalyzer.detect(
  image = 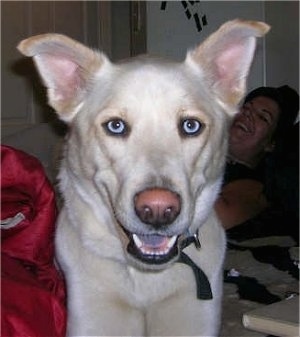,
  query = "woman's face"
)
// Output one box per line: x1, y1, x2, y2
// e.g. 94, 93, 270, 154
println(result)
229, 96, 281, 161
